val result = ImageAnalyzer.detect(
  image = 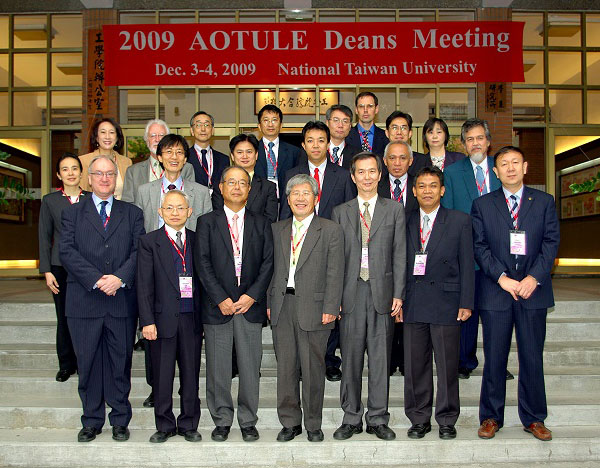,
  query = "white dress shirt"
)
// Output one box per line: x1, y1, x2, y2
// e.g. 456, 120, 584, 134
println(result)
328, 140, 346, 165
470, 156, 490, 195
164, 223, 186, 247
419, 205, 441, 251
223, 205, 246, 256
92, 193, 113, 217
357, 194, 378, 220
308, 159, 327, 214
389, 173, 408, 206
262, 137, 280, 163
287, 213, 314, 288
